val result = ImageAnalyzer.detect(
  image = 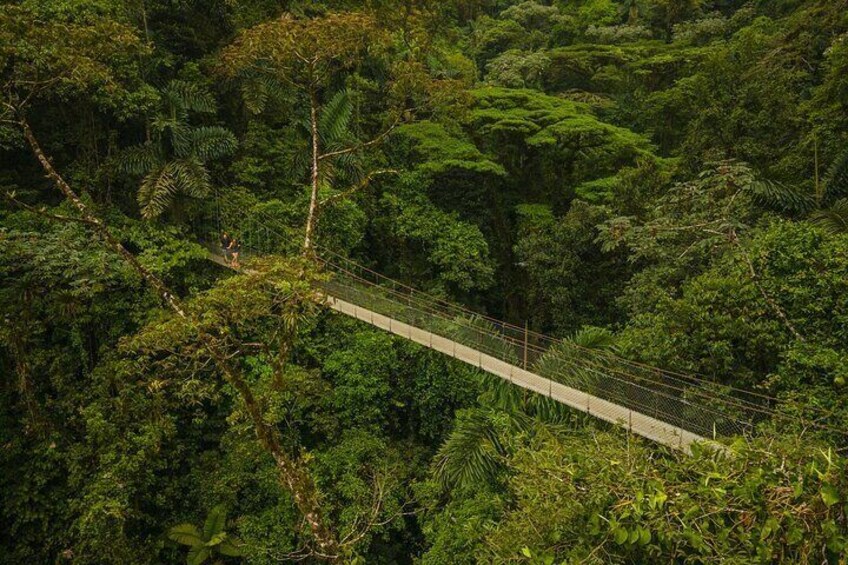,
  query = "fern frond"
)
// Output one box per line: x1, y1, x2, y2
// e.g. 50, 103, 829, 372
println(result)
812, 198, 848, 235
319, 89, 353, 144
115, 144, 161, 175
189, 127, 237, 160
